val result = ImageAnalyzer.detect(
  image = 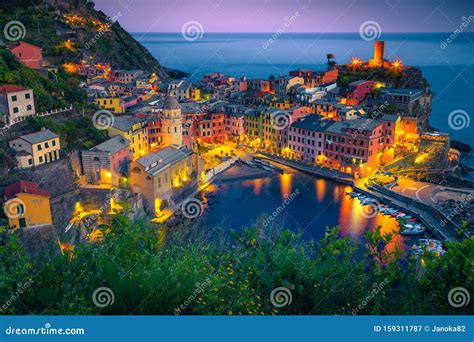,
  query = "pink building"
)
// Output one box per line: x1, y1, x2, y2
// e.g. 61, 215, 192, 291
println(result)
224, 113, 245, 138
232, 78, 248, 92
121, 96, 138, 111
346, 80, 376, 106
287, 115, 332, 163
9, 41, 43, 70
81, 136, 131, 187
